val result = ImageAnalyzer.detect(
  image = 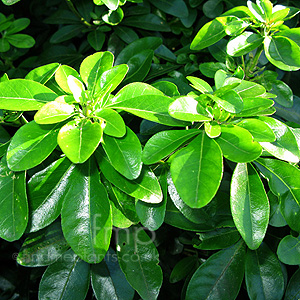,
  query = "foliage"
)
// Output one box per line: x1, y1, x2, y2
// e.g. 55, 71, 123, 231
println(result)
0, 0, 300, 299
